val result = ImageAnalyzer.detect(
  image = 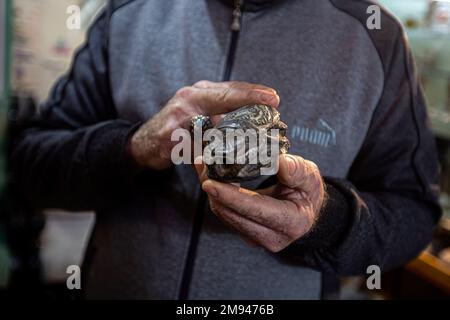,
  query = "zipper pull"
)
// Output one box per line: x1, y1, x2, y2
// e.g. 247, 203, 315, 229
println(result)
230, 0, 243, 31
